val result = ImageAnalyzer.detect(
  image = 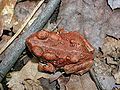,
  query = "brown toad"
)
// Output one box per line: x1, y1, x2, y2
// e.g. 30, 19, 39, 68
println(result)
26, 29, 94, 75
